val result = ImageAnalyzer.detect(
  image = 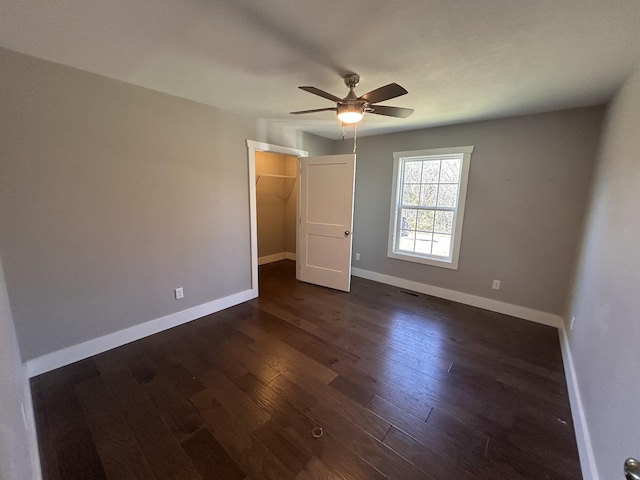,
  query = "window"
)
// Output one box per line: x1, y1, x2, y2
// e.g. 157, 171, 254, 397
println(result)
388, 146, 473, 269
